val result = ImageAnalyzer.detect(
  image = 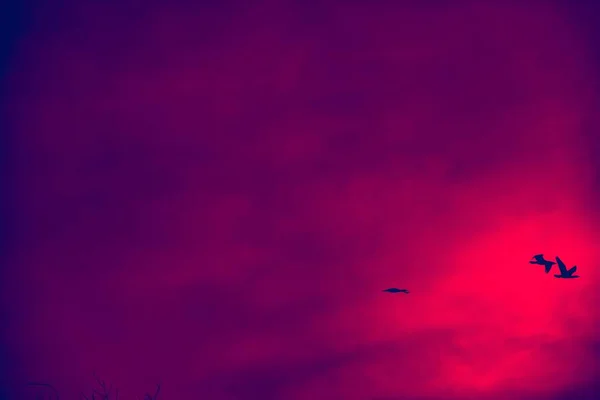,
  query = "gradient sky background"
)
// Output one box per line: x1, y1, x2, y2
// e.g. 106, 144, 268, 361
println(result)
2, 1, 600, 399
